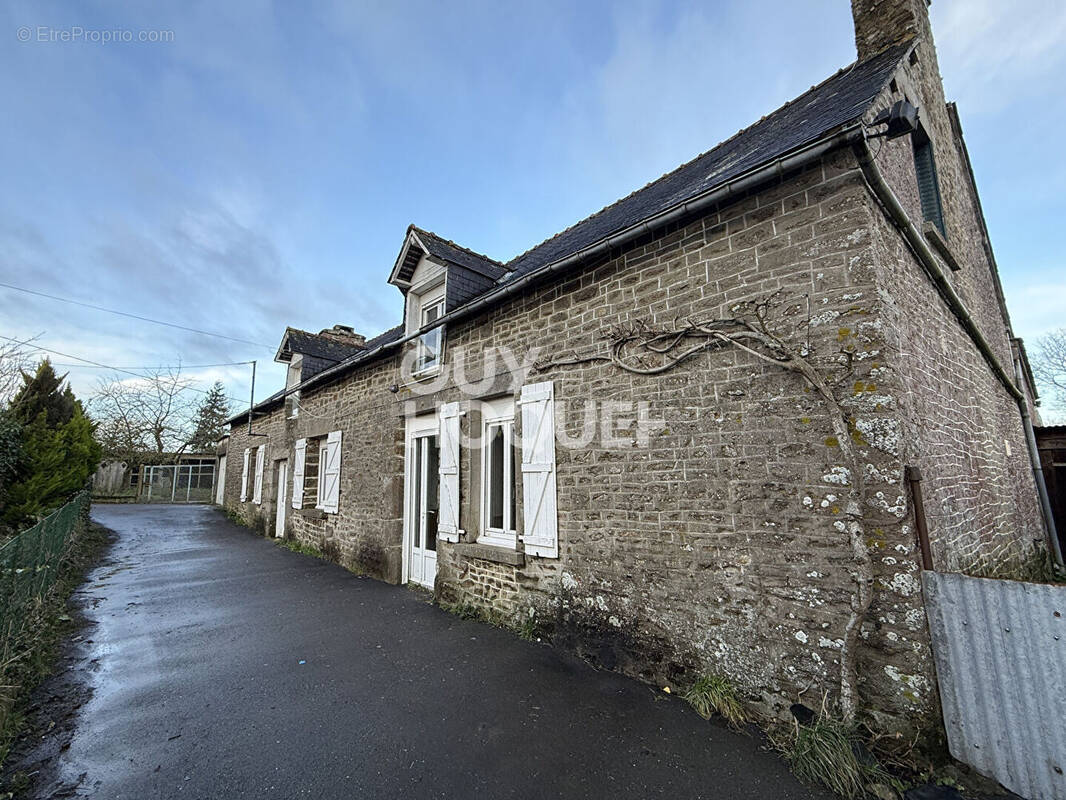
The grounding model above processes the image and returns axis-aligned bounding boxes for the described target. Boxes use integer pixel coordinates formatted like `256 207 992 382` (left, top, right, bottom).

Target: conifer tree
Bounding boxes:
187 381 230 452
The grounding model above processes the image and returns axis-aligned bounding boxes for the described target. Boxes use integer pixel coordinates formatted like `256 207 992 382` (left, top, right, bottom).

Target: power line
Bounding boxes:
0 281 275 350
49 360 254 370
1 334 250 406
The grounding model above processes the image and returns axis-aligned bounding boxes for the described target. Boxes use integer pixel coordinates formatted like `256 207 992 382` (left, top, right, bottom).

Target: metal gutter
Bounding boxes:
851 136 1021 401
283 124 868 402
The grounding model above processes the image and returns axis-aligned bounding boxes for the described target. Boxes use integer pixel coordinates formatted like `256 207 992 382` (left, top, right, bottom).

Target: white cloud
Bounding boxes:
933 0 1066 113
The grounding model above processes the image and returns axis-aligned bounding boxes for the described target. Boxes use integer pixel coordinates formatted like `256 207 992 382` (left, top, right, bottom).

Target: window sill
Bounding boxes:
298 507 327 519
922 221 962 272
411 366 442 380
453 542 524 567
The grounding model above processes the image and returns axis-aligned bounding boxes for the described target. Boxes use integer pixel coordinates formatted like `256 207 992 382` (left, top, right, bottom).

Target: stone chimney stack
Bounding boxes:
851 0 932 61
319 325 367 349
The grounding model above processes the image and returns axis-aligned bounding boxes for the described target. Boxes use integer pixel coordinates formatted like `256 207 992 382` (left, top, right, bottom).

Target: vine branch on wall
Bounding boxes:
532 295 873 720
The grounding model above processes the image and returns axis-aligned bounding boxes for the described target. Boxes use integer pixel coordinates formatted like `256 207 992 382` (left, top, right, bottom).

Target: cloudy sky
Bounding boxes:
1 0 1064 418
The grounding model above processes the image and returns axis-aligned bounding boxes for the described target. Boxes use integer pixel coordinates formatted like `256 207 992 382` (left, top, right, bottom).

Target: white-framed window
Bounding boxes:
314 431 342 513
415 297 445 375
285 355 303 418
479 397 517 548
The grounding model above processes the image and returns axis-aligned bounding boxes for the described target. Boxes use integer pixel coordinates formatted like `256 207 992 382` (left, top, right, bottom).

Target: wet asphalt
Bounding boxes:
34 504 829 799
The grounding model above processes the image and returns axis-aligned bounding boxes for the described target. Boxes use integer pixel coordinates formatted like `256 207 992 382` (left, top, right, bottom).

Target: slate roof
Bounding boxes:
413 228 506 281
499 41 910 282
362 325 404 351
279 328 366 364
234 43 911 421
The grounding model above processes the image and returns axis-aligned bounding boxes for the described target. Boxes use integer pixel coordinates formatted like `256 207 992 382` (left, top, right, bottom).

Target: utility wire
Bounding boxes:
49 360 254 370
1 334 249 406
0 281 274 350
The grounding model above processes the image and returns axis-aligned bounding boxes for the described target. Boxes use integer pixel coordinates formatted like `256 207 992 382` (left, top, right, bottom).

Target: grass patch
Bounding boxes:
223 507 249 528
683 673 747 727
275 537 327 559
785 715 900 799
0 522 112 771
437 599 541 642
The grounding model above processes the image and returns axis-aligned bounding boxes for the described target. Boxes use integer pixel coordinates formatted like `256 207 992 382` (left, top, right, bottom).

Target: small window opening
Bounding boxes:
913 129 945 238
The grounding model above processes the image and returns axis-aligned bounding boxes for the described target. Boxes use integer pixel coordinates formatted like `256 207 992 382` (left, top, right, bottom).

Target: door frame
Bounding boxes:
403 413 439 587
274 459 288 538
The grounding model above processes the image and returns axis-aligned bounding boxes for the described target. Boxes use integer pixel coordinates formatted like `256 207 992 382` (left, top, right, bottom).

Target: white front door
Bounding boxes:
404 419 440 589
275 461 288 538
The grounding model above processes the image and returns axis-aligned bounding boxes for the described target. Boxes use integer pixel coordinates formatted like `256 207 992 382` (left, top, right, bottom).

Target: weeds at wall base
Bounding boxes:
682 673 747 728
778 715 901 800
436 599 540 642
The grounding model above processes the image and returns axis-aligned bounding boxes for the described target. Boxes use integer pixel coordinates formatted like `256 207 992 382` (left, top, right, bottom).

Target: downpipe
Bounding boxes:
852 135 1063 569
1016 362 1064 569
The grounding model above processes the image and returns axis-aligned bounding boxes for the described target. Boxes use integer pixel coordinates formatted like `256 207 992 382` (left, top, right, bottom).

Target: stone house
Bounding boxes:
221 0 1058 743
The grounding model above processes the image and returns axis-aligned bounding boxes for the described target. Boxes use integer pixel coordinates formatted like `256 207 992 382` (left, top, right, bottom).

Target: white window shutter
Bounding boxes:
253 446 265 505
291 439 306 509
438 402 462 542
321 430 342 513
240 448 250 502
520 381 558 558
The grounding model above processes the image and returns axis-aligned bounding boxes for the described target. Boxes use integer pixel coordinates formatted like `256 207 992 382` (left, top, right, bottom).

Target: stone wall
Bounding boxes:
399 153 941 738
856 36 1045 577
224 409 285 536
222 354 406 584
218 76 1044 745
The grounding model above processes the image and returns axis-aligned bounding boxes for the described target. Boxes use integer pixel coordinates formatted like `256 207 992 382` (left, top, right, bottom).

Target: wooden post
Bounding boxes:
905 465 934 571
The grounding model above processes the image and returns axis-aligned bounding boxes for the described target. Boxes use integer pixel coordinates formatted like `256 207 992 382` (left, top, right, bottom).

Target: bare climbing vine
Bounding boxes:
532 294 873 720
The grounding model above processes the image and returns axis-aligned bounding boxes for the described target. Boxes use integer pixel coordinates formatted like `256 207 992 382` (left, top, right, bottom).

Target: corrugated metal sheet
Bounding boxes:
923 572 1066 800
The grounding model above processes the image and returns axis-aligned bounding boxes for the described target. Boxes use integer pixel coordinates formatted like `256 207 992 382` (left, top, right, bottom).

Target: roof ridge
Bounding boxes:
285 326 342 340
409 225 503 267
501 46 907 271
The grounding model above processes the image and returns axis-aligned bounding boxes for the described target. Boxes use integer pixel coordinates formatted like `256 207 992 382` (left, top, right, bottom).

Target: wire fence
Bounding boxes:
0 491 90 658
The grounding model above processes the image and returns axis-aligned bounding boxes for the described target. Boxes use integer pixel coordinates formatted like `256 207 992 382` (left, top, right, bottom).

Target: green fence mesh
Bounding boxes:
0 491 89 645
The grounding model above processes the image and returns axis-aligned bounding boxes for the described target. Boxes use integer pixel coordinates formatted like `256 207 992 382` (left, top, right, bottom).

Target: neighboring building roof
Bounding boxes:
233 42 912 423
276 327 366 365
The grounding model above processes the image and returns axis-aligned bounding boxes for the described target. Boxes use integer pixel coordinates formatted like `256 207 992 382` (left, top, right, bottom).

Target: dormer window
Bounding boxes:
416 297 445 374
389 226 505 379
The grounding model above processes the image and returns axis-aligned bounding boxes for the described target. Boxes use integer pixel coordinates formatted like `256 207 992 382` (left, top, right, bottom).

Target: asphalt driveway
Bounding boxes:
18 504 829 799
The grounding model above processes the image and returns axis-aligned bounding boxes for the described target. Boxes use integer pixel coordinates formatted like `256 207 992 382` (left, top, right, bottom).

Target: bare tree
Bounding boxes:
90 366 200 457
1033 328 1066 423
534 293 874 719
0 337 38 404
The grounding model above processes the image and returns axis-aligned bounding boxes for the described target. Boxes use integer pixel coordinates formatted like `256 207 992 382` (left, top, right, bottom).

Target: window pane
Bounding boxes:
418 327 440 370
412 440 422 548
489 425 504 529
509 433 516 531
425 436 439 552
422 301 442 324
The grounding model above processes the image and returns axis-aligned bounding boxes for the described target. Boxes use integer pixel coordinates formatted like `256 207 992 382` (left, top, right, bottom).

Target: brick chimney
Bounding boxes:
851 0 932 61
319 324 367 349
